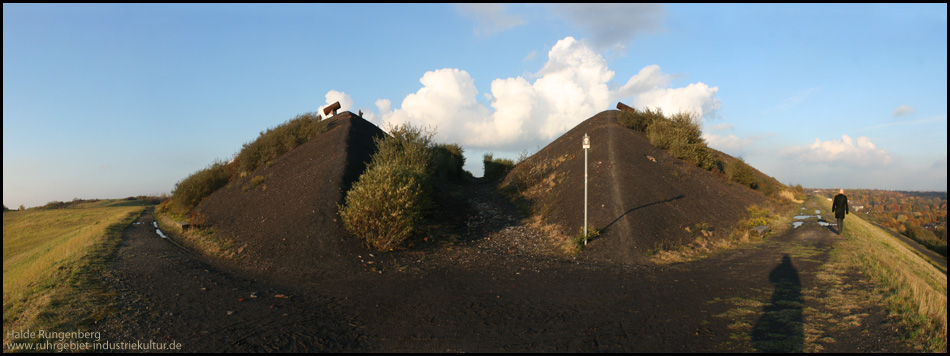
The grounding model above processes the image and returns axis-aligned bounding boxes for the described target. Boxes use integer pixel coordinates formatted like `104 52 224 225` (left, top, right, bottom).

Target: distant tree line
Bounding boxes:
840 189 947 257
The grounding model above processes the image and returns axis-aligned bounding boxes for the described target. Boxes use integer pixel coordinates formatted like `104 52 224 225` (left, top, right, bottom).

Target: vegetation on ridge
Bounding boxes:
818 196 947 352
340 124 467 251
161 111 328 217
483 153 515 180
618 106 789 196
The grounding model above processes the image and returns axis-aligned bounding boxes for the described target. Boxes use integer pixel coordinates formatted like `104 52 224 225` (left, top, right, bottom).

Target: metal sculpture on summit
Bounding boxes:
323 101 341 118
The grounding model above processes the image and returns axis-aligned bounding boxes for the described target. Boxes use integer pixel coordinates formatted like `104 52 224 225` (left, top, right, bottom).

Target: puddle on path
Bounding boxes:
792 207 835 229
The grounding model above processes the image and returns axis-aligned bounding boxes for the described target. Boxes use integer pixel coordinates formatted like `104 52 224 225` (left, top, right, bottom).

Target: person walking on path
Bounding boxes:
832 189 849 235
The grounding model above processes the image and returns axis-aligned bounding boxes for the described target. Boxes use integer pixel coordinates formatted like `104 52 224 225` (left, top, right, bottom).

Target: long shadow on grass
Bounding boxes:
752 254 804 353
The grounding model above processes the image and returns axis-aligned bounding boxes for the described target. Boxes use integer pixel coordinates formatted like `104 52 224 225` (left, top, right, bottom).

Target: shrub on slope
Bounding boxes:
233 112 327 176
163 112 328 217
340 124 435 251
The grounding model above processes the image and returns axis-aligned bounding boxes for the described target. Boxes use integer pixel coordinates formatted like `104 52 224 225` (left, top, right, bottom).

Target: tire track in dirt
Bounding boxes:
605 117 635 256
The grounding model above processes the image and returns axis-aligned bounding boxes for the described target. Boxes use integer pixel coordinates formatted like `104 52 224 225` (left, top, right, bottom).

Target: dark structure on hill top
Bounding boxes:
616 102 635 113
323 101 342 118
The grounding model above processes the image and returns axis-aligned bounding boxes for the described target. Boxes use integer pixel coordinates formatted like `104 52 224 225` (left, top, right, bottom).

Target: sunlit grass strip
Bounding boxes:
155 212 237 259
650 202 796 264
822 198 947 352
3 206 143 347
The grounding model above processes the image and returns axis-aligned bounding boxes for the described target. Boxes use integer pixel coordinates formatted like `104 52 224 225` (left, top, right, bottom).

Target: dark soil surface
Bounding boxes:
99 191 914 352
194 112 385 283
96 110 914 352
504 110 766 265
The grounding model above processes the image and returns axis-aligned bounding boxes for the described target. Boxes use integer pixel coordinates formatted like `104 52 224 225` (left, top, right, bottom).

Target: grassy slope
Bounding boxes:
3 206 143 347
819 197 947 352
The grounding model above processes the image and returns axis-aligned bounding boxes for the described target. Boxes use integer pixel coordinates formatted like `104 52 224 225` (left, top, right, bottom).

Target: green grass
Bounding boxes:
691 195 945 352
822 198 947 352
651 202 795 264
3 206 143 347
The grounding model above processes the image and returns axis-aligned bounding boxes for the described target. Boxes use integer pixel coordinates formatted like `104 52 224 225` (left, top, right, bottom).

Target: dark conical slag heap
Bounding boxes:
196 112 385 281
505 110 766 264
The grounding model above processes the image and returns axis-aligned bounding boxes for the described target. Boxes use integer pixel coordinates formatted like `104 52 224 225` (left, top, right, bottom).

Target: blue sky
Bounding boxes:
3 3 947 209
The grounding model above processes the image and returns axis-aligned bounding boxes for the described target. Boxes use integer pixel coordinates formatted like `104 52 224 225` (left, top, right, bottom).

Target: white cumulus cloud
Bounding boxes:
380 68 493 141
373 36 721 152
779 135 892 167
703 133 757 156
612 64 721 120
318 90 353 115
629 82 721 120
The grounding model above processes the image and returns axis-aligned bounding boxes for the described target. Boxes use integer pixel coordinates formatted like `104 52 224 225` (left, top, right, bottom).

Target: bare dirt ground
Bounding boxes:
98 185 914 352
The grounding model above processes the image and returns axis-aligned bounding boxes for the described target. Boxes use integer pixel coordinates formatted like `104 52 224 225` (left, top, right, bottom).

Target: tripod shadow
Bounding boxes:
751 254 804 353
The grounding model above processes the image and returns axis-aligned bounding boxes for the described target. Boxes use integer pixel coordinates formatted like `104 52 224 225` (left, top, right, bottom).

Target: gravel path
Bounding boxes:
98 190 914 352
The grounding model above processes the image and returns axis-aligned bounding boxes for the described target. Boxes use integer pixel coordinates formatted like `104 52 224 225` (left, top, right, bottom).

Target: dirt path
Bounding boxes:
99 192 913 352
99 209 360 352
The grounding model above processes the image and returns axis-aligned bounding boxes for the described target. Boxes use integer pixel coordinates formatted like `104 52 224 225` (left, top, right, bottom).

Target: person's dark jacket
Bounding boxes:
832 194 849 220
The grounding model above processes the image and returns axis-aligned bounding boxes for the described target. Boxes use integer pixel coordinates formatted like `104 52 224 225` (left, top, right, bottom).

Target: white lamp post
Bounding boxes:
583 133 590 245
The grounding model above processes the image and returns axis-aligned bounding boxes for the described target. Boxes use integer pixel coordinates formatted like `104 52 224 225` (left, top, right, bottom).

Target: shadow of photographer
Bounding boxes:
752 254 804 353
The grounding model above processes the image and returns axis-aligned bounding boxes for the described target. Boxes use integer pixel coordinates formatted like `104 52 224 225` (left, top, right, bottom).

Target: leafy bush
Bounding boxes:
644 112 715 170
166 160 231 216
742 204 773 229
483 153 514 180
161 112 330 217
617 106 795 197
339 124 435 251
234 112 327 176
725 157 758 189
431 143 466 181
618 106 665 132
